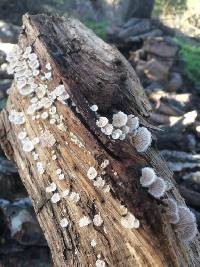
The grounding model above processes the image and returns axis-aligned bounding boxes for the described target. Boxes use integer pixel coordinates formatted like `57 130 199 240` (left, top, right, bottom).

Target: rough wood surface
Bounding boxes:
0 14 200 267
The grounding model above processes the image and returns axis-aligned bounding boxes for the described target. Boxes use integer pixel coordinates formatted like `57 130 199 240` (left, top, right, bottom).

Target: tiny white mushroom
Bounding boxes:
126 115 139 132
46 63 52 70
140 167 157 187
119 133 126 140
176 206 197 242
18 131 27 140
52 155 57 160
87 167 98 180
112 111 128 128
45 72 52 80
62 189 70 198
111 129 122 140
32 152 39 161
51 192 61 204
100 159 109 169
95 259 106 267
90 105 98 112
102 123 113 135
56 169 62 175
36 162 45 175
41 112 49 120
69 192 80 203
22 140 34 152
148 177 166 199
60 218 69 228
93 176 105 188
79 216 91 227
45 182 57 193
103 185 110 193
28 53 37 61
58 173 65 180
134 127 152 153
121 212 140 229
32 137 40 145
91 239 97 247
96 117 108 128
93 214 103 227
163 198 179 224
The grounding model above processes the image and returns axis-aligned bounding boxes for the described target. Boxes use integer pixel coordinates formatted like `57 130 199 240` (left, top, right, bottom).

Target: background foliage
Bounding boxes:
155 0 187 14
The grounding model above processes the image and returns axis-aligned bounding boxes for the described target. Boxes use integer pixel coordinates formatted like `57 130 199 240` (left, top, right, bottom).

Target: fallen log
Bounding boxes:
0 14 200 267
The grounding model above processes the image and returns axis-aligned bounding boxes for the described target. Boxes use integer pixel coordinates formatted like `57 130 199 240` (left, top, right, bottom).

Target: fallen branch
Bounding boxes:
0 14 199 267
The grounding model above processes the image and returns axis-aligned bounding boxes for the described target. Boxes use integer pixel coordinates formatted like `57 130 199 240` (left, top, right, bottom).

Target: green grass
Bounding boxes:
83 20 108 40
175 38 200 86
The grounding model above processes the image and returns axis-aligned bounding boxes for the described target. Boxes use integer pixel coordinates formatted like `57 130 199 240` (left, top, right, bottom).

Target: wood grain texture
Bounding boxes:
0 14 199 267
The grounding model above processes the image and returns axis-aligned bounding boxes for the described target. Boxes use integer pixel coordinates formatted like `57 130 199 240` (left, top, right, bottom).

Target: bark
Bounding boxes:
0 14 200 267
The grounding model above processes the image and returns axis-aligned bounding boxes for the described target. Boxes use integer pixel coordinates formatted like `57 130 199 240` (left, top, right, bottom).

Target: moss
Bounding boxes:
175 38 200 86
83 20 108 40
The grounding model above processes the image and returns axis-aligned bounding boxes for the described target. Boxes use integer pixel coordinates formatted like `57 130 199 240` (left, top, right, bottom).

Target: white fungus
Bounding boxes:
58 173 65 180
40 130 56 148
56 169 62 175
16 79 27 89
90 105 98 112
32 152 39 161
93 176 105 188
176 221 197 242
87 167 98 180
36 162 45 175
121 212 140 229
148 177 166 199
119 133 126 140
62 189 70 198
46 63 52 70
95 259 106 267
22 139 35 152
60 218 69 228
45 72 52 80
41 112 49 120
96 117 108 128
101 159 109 169
9 110 25 125
103 185 111 193
28 53 37 61
102 123 113 135
18 131 27 140
163 198 179 224
112 111 128 128
51 192 61 204
121 125 130 134
93 214 103 227
176 206 197 242
33 69 40 77
32 137 40 145
45 182 57 193
79 216 91 227
134 127 152 153
91 239 97 247
126 115 139 133
111 129 123 140
18 85 34 96
52 155 57 161
177 206 196 226
140 167 157 187
54 84 65 96
69 192 80 203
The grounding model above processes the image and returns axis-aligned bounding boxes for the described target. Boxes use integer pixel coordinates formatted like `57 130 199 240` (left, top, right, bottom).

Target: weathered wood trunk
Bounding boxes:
0 14 200 267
